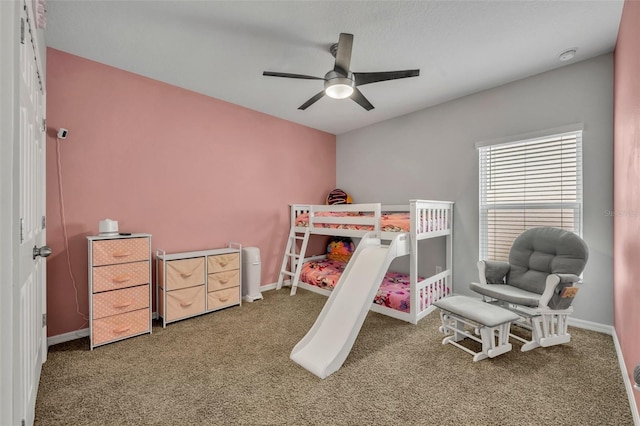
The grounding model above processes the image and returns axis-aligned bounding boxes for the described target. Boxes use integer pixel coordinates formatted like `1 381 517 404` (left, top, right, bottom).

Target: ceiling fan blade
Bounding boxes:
354 70 420 86
334 33 354 77
351 88 374 111
263 71 324 80
298 91 326 110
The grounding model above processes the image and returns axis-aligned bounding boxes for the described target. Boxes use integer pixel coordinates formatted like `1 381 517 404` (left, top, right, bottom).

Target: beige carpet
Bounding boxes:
36 289 633 425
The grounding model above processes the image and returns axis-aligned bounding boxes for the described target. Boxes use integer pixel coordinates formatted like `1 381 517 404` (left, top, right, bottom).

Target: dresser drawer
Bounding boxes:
92 308 150 346
92 261 149 293
207 253 240 273
159 285 205 322
92 238 149 266
207 287 240 311
92 284 149 320
207 269 240 292
161 257 205 290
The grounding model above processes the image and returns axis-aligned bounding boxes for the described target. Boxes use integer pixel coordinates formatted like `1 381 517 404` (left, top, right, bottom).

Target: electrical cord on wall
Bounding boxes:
56 136 89 326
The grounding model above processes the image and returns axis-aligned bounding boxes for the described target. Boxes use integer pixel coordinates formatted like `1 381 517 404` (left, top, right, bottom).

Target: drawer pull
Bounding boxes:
112 275 131 283
219 294 230 302
180 272 193 278
180 301 194 308
114 326 131 334
219 261 228 267
112 251 132 258
113 301 132 309
219 278 229 284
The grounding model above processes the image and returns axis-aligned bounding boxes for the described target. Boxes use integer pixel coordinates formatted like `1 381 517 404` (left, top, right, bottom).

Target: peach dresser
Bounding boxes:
156 243 242 327
87 233 152 349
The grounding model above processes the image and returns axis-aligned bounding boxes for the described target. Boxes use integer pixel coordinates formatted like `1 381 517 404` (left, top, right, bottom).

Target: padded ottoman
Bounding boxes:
434 295 520 361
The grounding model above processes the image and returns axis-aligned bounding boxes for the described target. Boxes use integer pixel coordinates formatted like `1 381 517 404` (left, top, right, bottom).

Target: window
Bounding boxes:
478 129 583 261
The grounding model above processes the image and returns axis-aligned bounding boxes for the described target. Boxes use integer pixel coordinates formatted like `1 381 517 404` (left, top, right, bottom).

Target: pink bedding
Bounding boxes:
299 259 449 313
295 212 411 232
295 211 445 233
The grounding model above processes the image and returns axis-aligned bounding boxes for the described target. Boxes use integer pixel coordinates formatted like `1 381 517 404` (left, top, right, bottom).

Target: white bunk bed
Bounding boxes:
276 199 454 324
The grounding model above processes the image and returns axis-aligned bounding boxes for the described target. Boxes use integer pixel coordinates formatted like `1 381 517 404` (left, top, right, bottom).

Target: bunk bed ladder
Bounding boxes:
276 227 311 296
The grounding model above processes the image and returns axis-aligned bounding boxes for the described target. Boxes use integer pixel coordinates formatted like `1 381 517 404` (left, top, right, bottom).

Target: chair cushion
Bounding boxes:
469 281 541 308
508 227 588 294
434 295 520 326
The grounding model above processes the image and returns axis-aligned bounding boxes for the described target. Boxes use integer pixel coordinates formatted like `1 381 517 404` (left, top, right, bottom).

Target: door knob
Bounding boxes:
33 245 52 259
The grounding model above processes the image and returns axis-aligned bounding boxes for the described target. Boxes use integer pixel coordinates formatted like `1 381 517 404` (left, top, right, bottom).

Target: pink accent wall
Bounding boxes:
46 48 336 337
614 0 640 411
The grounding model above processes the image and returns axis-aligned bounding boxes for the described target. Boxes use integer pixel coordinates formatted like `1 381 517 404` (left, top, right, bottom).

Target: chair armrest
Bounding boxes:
556 273 582 285
477 260 511 285
539 274 581 309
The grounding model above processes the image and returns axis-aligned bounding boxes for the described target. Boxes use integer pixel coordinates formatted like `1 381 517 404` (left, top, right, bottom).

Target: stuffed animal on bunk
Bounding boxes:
326 188 353 205
326 237 355 263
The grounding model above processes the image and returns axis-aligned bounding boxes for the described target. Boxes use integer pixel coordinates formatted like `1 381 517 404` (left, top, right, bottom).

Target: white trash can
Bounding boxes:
242 247 263 302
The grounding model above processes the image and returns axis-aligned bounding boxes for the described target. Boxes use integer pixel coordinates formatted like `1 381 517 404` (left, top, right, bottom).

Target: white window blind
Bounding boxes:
479 131 583 261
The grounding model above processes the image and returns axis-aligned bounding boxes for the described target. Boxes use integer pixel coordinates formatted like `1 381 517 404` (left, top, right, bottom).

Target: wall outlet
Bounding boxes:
435 265 443 274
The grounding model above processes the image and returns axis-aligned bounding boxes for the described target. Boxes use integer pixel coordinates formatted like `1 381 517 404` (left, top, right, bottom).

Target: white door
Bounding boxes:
15 2 48 425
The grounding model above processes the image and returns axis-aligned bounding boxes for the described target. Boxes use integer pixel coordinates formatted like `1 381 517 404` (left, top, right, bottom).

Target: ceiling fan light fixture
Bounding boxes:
262 33 419 110
324 77 355 99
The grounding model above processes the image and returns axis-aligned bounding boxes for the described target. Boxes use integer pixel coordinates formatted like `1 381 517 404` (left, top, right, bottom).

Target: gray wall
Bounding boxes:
337 54 614 326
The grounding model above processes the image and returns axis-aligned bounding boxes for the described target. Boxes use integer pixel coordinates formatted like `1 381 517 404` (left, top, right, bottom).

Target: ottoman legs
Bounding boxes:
439 310 514 361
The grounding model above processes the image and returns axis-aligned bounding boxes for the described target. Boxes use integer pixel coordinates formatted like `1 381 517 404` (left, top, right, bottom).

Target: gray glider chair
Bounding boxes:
470 227 588 352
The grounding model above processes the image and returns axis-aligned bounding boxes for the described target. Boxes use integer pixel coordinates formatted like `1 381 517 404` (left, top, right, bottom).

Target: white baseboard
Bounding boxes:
612 327 640 425
568 317 613 335
47 328 89 347
260 281 282 292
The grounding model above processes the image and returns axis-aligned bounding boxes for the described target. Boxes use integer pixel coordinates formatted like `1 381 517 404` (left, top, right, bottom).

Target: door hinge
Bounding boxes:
20 218 24 243
42 118 46 133
42 313 47 327
42 215 46 229
22 420 25 426
20 17 25 44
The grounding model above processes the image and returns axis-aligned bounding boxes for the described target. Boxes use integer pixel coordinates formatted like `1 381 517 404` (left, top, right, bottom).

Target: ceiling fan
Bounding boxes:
263 33 420 111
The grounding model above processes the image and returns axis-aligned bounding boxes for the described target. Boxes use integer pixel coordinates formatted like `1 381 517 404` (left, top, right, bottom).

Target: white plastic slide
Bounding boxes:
290 232 410 379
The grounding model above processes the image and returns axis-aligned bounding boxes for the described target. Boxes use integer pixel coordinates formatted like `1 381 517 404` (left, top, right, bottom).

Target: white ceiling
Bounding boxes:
45 1 624 135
